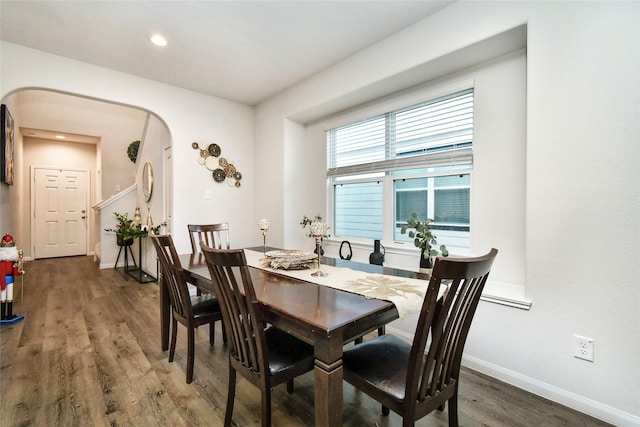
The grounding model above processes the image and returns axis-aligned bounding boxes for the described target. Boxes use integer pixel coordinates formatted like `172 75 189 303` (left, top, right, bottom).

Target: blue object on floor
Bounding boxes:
0 314 25 325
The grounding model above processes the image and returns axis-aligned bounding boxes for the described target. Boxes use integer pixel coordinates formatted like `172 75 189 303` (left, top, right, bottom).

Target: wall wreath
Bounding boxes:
127 140 140 163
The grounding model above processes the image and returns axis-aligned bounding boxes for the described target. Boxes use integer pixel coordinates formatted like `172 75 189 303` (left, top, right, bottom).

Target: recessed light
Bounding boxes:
150 34 168 47
55 135 65 139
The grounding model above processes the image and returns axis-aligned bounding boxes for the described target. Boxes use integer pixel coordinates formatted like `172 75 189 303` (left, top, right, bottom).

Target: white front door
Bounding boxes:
34 168 88 258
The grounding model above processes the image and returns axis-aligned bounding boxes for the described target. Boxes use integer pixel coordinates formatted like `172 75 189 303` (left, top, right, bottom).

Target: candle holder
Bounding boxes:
257 218 271 254
310 221 328 277
133 205 141 224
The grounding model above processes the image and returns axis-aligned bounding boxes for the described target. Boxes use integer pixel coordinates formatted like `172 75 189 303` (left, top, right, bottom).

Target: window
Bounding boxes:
334 179 383 238
393 169 470 247
327 89 473 247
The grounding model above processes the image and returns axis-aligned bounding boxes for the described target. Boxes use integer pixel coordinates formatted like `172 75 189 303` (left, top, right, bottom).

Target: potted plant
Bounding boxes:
105 212 158 245
400 212 448 269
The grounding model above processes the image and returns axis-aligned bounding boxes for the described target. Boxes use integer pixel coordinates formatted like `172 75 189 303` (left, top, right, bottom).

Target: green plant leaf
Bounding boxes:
402 212 447 258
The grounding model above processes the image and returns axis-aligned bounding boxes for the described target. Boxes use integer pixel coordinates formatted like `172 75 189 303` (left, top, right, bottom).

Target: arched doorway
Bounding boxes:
4 89 171 265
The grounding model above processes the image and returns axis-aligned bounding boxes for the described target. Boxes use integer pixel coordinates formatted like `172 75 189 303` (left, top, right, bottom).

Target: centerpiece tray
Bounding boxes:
262 250 316 270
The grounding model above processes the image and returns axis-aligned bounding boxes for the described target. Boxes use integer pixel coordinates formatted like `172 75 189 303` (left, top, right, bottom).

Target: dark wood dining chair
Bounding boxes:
200 244 315 427
188 223 230 296
342 248 498 427
150 234 225 384
188 223 230 253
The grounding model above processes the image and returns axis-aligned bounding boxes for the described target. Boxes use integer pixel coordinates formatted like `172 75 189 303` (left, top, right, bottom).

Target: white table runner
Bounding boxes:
244 249 446 319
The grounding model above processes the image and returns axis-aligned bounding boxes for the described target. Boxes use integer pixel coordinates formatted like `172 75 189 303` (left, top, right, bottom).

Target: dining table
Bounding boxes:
158 247 431 427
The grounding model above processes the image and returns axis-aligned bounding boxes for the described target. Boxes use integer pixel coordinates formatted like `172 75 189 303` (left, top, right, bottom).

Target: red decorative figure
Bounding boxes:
0 233 22 323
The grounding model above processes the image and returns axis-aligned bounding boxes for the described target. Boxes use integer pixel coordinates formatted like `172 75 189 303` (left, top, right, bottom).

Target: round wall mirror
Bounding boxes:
142 162 153 202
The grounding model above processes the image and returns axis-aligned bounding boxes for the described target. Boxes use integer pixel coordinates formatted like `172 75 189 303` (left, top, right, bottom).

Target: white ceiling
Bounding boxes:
21 127 101 144
0 0 454 106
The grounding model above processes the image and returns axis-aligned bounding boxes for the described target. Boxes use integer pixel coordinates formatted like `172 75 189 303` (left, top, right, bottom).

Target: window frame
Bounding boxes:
392 166 472 246
327 88 474 249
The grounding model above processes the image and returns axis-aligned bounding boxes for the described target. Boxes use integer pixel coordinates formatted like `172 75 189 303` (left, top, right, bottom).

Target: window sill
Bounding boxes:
324 238 531 310
481 280 531 310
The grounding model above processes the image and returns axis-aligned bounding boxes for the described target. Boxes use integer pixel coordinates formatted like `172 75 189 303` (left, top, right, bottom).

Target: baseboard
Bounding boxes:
462 355 640 427
100 261 126 270
386 324 414 343
385 325 639 426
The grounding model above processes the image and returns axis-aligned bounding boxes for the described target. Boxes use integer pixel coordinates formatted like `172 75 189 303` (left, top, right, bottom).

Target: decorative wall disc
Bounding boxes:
208 143 221 157
224 163 236 178
212 168 226 182
205 156 219 171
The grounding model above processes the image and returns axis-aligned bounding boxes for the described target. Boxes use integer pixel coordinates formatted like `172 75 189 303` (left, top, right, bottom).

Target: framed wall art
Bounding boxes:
1 104 15 185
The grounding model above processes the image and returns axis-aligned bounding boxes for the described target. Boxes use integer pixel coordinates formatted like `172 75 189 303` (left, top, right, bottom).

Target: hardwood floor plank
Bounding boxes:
35 347 76 426
64 311 92 356
1 343 44 426
0 256 612 427
68 350 114 426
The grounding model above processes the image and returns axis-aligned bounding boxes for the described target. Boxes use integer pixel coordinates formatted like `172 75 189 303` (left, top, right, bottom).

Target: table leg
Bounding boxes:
314 358 343 427
159 272 170 351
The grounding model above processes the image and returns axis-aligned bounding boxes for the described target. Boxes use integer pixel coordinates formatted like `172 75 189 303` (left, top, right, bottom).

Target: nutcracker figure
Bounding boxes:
0 233 24 324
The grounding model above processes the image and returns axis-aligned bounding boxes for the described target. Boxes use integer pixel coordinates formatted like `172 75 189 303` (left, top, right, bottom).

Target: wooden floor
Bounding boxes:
1 256 611 427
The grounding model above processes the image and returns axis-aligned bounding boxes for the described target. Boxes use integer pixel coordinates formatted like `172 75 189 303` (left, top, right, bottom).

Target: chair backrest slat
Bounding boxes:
408 249 497 403
151 235 193 321
201 246 267 374
188 223 230 253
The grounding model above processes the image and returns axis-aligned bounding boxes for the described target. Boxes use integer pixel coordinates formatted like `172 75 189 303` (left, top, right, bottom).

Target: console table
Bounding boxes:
125 236 156 283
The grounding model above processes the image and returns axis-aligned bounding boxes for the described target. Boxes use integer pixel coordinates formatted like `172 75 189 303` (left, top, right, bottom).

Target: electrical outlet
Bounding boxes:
574 335 594 362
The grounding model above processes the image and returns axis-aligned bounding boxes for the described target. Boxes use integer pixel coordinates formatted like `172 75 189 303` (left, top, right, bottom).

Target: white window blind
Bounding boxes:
327 88 474 177
334 181 383 238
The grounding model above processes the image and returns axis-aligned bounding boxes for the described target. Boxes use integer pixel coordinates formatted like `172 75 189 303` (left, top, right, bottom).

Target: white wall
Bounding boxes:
133 113 169 274
254 2 640 425
0 41 256 257
94 111 171 271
